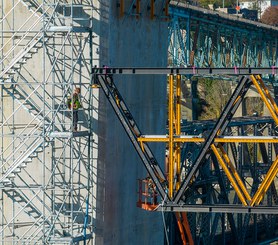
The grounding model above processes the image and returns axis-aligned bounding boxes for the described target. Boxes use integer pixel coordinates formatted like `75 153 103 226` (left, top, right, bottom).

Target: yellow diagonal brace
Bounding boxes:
250 75 278 125
139 140 145 152
256 167 278 204
211 144 248 206
256 75 278 114
251 156 278 206
218 145 251 201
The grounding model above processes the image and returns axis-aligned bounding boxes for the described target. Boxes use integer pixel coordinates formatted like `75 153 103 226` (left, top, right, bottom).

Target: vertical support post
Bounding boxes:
0 0 3 242
173 17 178 66
176 74 181 190
169 74 174 198
186 16 190 66
42 0 46 240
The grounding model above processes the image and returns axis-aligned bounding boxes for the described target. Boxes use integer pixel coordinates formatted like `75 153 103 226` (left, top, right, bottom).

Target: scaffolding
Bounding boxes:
0 1 95 243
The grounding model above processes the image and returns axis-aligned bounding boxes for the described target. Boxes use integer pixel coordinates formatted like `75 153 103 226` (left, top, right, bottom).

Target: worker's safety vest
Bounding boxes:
67 94 81 110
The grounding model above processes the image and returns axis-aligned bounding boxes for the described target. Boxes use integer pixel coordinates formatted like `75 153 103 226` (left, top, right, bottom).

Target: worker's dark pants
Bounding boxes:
73 110 78 130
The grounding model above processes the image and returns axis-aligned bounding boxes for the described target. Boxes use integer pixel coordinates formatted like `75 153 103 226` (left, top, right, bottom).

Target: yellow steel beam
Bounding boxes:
176 74 181 189
256 169 278 204
218 145 251 201
251 156 278 206
138 136 278 143
169 74 174 198
250 75 278 125
211 144 248 205
214 137 278 143
256 75 278 114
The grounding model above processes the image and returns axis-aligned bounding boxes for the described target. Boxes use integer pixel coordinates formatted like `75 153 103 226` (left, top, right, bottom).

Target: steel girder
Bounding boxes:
96 69 278 244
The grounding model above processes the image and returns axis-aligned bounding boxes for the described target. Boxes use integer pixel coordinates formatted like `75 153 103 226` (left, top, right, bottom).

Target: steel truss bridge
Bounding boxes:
168 1 278 70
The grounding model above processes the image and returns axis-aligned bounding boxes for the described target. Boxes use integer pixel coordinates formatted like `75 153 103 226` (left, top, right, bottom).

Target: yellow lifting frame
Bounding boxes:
136 74 278 205
211 144 248 206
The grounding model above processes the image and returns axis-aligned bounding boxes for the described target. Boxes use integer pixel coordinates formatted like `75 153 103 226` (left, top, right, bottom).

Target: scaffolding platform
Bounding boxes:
49 233 93 244
49 131 90 138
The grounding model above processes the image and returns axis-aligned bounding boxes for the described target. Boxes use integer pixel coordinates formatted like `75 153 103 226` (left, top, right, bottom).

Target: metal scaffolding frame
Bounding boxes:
0 1 94 244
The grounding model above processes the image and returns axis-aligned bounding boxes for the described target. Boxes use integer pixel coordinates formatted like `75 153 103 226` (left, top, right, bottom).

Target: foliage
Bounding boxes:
197 78 264 120
244 97 263 116
261 6 278 26
196 0 236 8
197 78 232 120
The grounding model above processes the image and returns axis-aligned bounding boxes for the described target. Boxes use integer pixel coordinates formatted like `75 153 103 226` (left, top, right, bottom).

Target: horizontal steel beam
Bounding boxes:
138 135 278 143
156 204 278 214
93 67 277 75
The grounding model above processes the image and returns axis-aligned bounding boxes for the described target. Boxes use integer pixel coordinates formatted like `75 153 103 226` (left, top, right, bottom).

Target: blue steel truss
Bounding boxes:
168 1 278 69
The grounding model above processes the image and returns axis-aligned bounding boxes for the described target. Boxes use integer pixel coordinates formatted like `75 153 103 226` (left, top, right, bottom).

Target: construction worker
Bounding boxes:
67 87 82 131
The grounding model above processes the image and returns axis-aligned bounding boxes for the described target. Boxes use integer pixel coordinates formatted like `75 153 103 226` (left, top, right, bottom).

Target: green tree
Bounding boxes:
197 0 236 8
197 78 232 119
